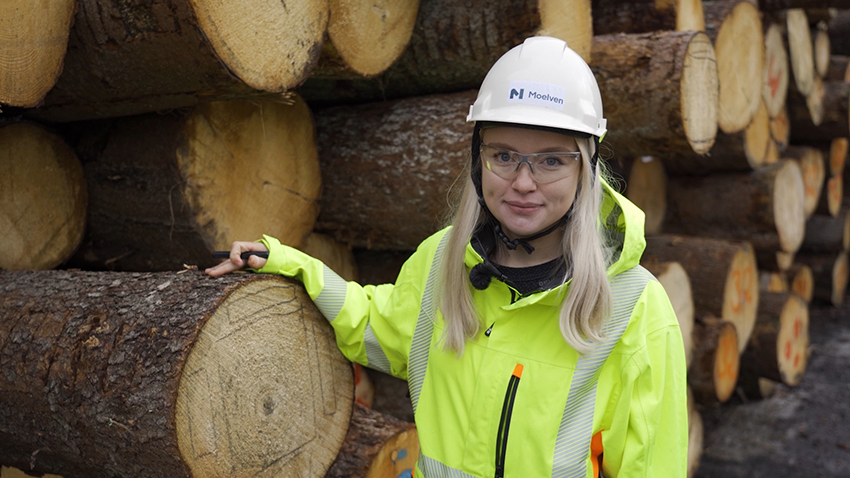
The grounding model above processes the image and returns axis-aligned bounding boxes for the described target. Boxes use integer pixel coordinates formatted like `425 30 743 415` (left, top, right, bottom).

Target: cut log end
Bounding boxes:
691 317 740 404
774 160 807 252
832 252 849 306
790 264 815 303
0 123 87 270
0 1 75 107
187 0 328 91
775 294 810 386
763 23 790 119
785 146 826 219
301 233 359 282
538 0 593 62
715 2 764 133
787 9 815 97
327 0 419 77
682 32 719 154
721 243 759 352
677 0 705 33
829 137 848 176
643 261 694 368
176 278 354 477
624 156 667 236
178 96 321 251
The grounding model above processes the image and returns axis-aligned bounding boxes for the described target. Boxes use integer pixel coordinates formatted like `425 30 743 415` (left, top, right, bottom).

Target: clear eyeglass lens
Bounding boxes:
480 145 579 183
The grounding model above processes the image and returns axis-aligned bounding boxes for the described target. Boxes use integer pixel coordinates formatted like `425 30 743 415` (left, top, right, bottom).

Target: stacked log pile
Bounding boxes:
3 1 850 477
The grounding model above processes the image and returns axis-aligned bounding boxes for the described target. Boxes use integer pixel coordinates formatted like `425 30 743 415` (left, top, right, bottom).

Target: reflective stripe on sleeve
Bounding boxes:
313 264 348 322
364 322 392 374
408 233 450 414
551 266 655 478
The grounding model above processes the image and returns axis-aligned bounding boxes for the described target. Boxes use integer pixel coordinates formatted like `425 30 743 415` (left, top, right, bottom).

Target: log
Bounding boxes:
687 388 704 478
802 210 849 253
816 173 843 217
591 31 718 157
760 0 850 9
662 98 769 174
743 292 809 386
814 22 832 79
0 1 75 107
760 271 789 293
0 467 62 478
23 0 328 122
299 0 592 104
787 9 817 97
326 404 418 478
314 90 470 250
788 78 850 141
703 0 765 133
0 270 353 478
0 123 87 271
369 371 416 423
689 316 740 404
770 106 791 151
788 263 815 302
301 233 360 282
608 156 667 235
352 363 375 408
641 260 695 368
796 250 849 305
354 249 413 286
783 146 826 219
828 9 850 56
763 21 790 119
829 137 848 175
313 0 419 78
643 235 759 352
665 160 806 256
591 0 706 34
66 97 321 271
825 54 850 82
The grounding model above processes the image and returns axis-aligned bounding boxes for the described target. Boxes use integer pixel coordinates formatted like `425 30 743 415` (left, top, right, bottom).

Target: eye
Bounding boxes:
496 151 513 163
543 156 564 167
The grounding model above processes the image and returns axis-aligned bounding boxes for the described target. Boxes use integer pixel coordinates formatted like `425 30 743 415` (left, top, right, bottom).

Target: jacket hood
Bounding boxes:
464 178 646 287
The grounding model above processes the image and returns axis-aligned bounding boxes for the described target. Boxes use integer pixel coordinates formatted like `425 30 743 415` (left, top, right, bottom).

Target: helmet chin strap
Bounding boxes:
477 197 568 254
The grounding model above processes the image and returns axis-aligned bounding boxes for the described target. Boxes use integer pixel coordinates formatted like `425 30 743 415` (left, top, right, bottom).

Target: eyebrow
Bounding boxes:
485 142 580 153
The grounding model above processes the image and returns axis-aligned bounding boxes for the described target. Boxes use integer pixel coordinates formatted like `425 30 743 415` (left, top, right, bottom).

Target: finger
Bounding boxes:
205 260 241 277
247 255 268 269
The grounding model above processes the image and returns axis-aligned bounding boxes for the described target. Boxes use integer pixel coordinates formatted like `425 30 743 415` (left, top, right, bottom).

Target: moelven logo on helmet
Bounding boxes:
507 81 565 111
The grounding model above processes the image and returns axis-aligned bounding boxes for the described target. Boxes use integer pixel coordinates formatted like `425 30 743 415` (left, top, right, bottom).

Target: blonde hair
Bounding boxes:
438 137 614 355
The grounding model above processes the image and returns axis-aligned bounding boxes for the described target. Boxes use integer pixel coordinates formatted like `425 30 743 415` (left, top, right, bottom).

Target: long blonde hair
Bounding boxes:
438 137 614 355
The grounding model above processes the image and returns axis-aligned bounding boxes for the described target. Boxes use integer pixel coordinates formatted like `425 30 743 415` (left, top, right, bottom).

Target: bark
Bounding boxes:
703 0 764 133
743 292 809 386
788 79 850 142
760 0 850 10
591 0 705 34
796 250 849 305
354 250 414 287
0 123 86 270
313 90 471 250
825 55 850 82
641 260 695 368
22 0 328 122
325 404 418 478
300 0 592 105
592 31 718 157
643 235 759 352
0 1 75 107
368 371 416 424
665 161 806 255
663 100 771 174
0 270 353 478
689 316 739 405
65 97 320 271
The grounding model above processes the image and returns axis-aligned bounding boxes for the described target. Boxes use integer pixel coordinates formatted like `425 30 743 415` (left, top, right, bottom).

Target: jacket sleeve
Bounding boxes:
256 234 437 380
604 281 689 478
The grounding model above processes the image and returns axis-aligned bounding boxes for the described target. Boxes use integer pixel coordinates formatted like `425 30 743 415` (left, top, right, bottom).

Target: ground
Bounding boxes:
695 301 850 478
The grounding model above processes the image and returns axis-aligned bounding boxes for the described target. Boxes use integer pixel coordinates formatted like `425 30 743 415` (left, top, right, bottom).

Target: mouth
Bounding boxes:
506 201 540 214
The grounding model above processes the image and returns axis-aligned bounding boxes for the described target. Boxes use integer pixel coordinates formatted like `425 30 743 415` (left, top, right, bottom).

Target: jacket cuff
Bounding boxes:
257 234 285 274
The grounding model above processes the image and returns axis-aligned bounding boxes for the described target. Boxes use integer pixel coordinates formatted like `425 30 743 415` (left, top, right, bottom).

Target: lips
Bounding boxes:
506 201 540 215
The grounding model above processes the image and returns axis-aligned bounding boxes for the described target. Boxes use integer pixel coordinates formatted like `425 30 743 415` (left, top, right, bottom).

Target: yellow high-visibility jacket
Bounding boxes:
258 183 688 477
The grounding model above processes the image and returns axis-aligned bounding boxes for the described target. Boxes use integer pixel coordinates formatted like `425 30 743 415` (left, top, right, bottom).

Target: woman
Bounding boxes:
207 36 688 477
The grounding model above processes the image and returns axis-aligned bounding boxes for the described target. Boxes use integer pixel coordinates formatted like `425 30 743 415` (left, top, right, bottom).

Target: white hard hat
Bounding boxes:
467 36 607 139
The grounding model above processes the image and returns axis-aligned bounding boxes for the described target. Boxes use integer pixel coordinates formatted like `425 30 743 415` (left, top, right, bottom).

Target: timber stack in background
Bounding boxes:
1 1 850 477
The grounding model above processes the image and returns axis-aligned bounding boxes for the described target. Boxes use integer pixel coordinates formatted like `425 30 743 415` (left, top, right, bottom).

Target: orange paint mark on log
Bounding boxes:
803 164 817 198
794 319 801 339
785 340 792 360
794 280 806 297
717 330 738 381
768 55 781 98
829 177 840 203
730 266 755 313
794 352 801 368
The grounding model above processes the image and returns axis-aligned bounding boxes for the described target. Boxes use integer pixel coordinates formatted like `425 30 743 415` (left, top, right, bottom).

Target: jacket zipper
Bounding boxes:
495 364 523 478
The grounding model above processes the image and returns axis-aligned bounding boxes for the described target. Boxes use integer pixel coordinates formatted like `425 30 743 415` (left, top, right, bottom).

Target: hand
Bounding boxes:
205 241 269 277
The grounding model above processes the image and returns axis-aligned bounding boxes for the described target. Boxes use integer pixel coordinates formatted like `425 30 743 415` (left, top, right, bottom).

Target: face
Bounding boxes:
480 126 582 239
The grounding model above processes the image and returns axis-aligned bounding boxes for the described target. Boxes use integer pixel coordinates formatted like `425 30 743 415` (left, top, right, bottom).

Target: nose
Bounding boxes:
511 161 537 191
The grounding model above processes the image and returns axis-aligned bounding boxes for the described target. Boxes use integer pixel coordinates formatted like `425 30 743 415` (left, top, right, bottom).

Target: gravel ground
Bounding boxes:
694 301 850 478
